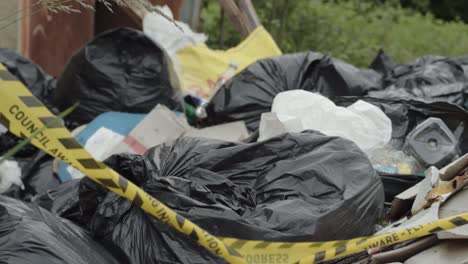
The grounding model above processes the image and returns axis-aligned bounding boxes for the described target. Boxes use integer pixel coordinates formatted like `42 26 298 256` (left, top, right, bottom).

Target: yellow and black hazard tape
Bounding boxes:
221 212 468 263
1 63 468 264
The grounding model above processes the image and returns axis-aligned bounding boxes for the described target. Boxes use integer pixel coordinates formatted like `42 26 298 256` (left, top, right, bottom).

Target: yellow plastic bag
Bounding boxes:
177 26 282 98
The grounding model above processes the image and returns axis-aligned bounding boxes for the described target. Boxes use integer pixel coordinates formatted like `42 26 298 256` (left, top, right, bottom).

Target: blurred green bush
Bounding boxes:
201 0 468 67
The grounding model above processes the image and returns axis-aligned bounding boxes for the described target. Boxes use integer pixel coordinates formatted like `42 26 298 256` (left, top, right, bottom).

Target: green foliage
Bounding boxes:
429 0 468 23
202 0 468 67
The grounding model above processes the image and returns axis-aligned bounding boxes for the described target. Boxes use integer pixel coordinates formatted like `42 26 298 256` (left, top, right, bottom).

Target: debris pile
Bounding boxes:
1 2 468 264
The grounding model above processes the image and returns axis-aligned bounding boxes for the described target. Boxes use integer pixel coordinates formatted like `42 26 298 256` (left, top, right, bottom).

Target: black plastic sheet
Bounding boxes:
0 48 56 108
379 174 422 202
55 27 182 125
369 51 468 109
0 195 122 264
204 52 381 131
38 132 384 264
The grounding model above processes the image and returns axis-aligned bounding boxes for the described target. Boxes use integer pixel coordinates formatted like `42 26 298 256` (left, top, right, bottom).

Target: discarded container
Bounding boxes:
404 117 460 168
195 61 239 119
368 146 424 176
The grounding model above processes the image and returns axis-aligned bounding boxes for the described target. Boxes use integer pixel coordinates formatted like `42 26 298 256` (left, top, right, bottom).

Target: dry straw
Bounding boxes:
0 0 178 31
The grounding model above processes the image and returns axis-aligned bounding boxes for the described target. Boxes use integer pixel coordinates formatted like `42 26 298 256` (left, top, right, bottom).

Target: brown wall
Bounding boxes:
20 0 95 77
20 0 182 78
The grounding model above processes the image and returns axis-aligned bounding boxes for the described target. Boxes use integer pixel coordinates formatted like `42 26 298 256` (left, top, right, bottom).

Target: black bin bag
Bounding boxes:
204 52 381 131
0 49 57 157
0 195 122 264
39 131 384 264
55 27 182 125
0 48 56 107
368 50 468 108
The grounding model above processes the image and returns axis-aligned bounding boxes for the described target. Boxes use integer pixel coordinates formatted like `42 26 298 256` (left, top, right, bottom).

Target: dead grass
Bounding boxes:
0 0 179 32
41 0 151 13
40 0 179 29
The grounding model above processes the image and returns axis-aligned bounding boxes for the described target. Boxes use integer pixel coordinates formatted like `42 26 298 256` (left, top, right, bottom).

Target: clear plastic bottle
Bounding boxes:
196 61 239 119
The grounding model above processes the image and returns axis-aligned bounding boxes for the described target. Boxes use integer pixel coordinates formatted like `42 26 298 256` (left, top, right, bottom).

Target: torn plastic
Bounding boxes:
35 179 83 223
257 112 292 142
4 151 61 201
203 52 382 131
174 26 281 98
143 6 207 56
55 27 183 125
39 132 384 263
0 195 123 264
369 51 468 109
261 90 392 151
144 8 281 99
0 160 23 193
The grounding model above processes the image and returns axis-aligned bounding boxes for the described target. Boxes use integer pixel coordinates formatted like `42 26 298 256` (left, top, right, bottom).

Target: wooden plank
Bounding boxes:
218 0 261 37
236 0 260 32
219 0 250 37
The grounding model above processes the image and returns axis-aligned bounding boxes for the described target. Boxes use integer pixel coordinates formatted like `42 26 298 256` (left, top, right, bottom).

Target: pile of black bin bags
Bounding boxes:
204 50 468 137
3 25 468 263
369 50 468 108
202 50 468 203
204 51 381 131
0 27 181 200
36 132 384 264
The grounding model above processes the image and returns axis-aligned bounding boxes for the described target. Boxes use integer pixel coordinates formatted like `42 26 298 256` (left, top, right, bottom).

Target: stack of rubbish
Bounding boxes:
330 154 468 264
198 49 468 202
2 6 468 264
